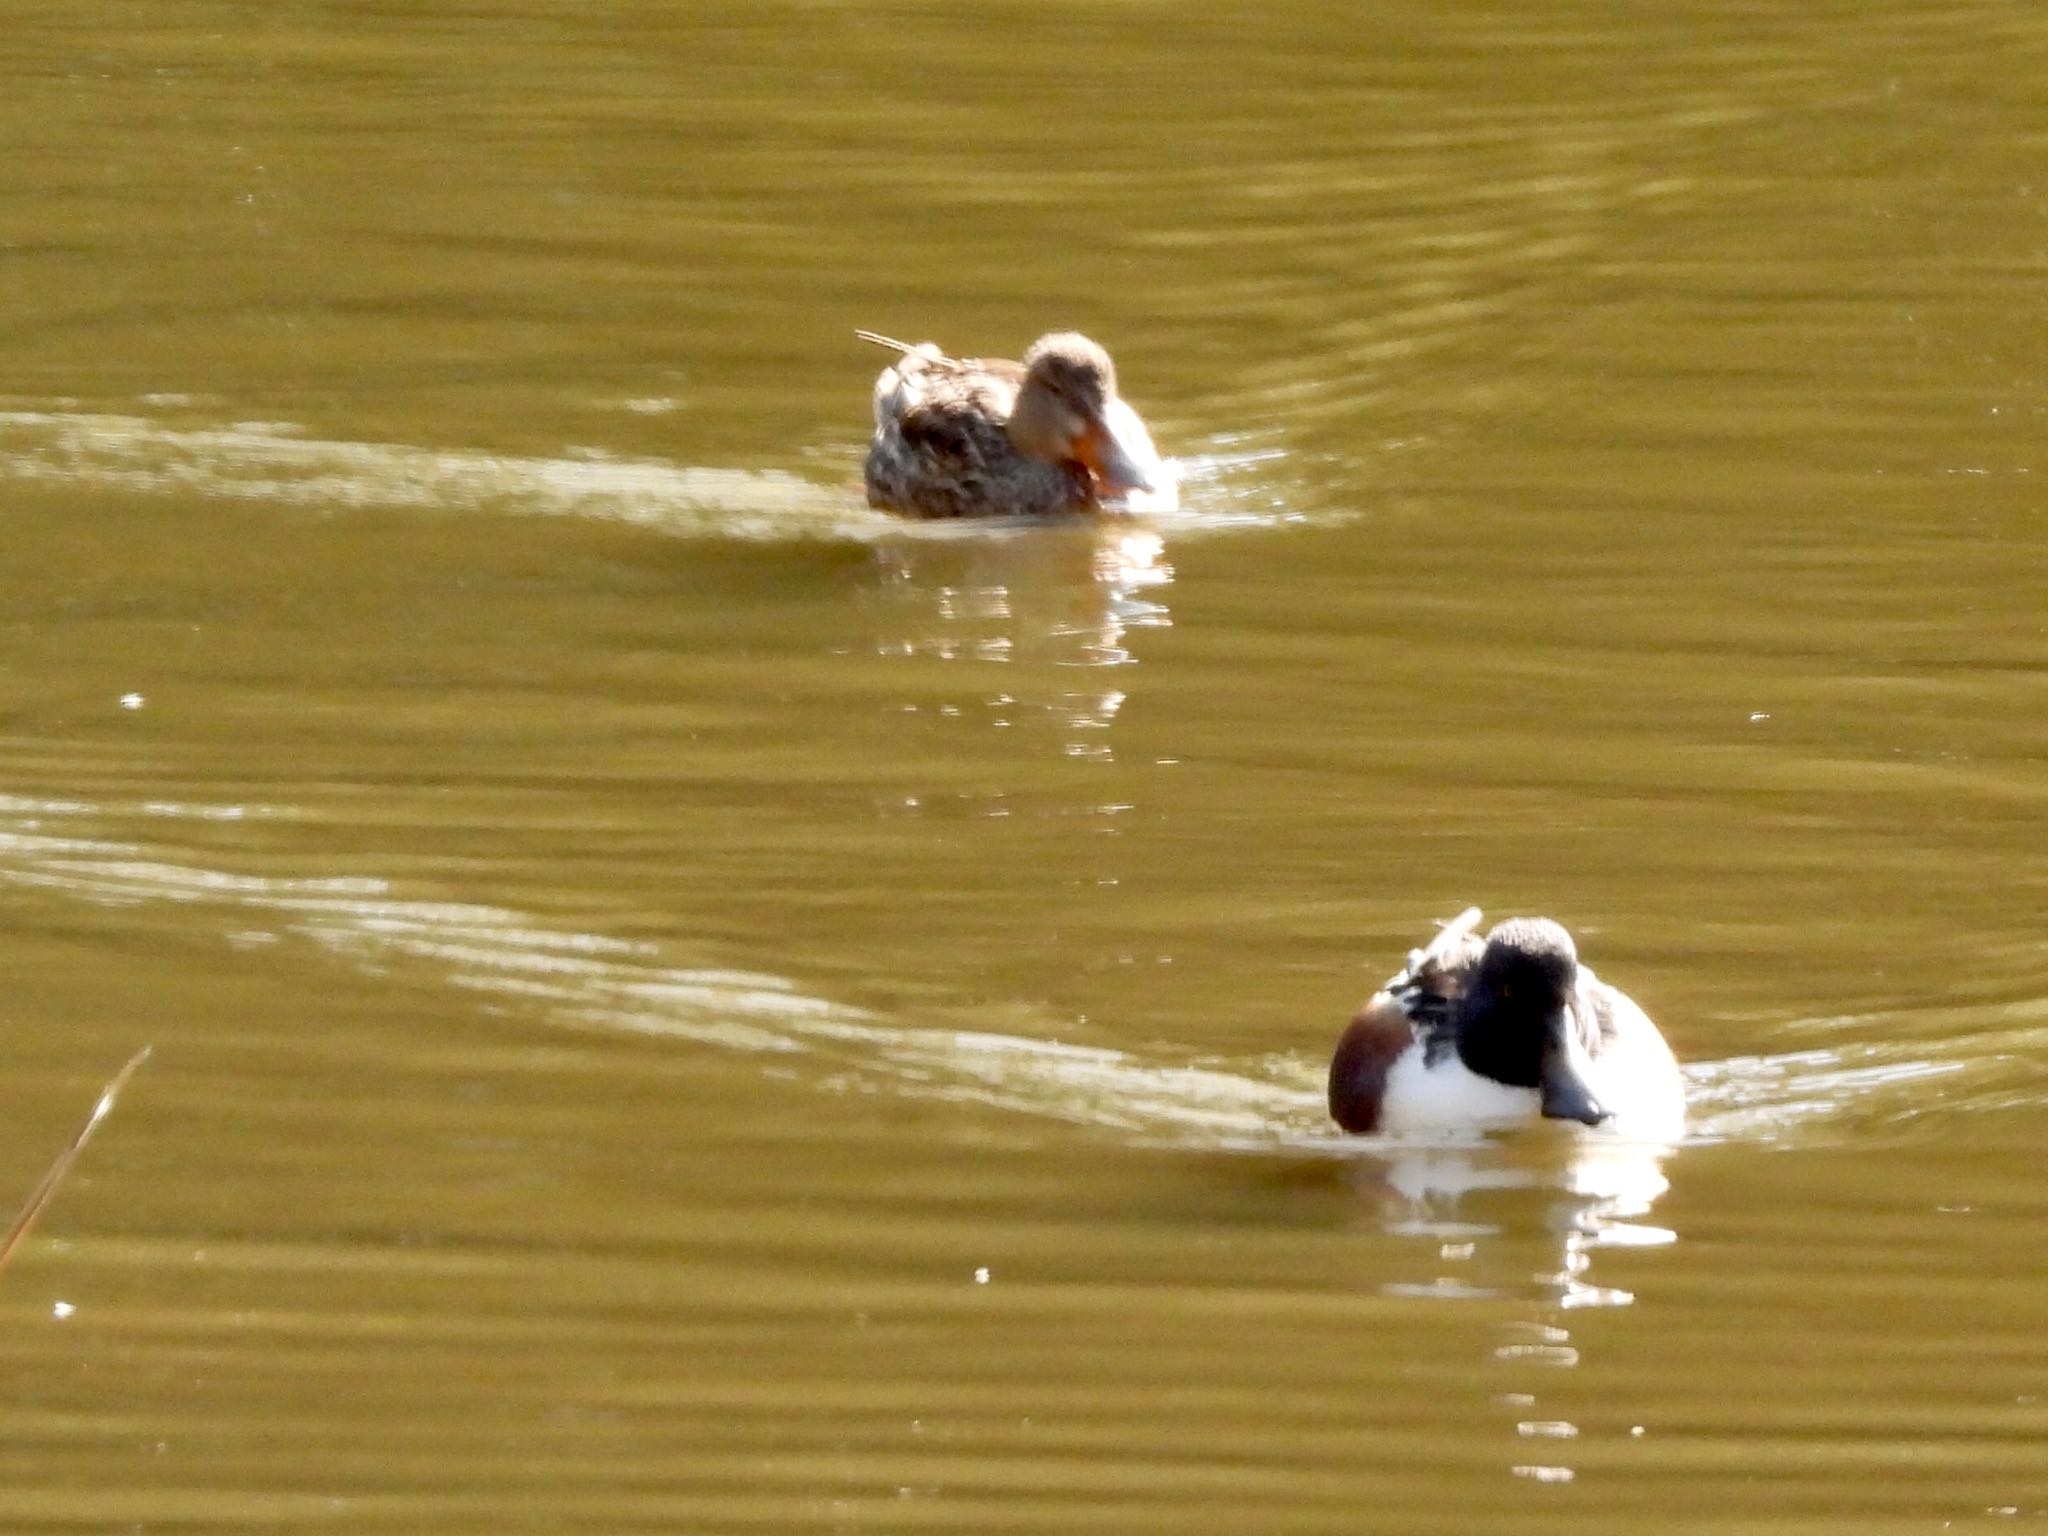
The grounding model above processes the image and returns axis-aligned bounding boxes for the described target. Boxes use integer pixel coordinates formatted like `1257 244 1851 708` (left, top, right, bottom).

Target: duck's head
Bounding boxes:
1006 332 1170 501
1459 918 1611 1127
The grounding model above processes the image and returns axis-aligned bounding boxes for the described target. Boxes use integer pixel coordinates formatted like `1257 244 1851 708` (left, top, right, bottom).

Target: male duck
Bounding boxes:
1328 909 1685 1139
859 330 1176 519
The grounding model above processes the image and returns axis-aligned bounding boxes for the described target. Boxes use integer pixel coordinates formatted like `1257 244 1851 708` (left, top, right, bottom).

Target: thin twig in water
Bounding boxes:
0 1046 152 1276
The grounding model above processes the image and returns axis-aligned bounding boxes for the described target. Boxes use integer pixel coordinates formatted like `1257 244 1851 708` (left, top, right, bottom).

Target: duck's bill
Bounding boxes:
1077 398 1173 499
1539 1011 1611 1126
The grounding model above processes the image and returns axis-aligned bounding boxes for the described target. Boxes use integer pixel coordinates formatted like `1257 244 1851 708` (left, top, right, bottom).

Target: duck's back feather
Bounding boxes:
1329 908 1486 1132
865 347 1086 519
1381 906 1487 1062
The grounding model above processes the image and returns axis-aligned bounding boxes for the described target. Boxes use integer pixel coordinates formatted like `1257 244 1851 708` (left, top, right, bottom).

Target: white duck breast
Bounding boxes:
1376 1047 1540 1134
1566 966 1686 1140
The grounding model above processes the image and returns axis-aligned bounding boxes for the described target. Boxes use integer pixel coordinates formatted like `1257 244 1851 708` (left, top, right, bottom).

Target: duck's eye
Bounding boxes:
1497 981 1515 1000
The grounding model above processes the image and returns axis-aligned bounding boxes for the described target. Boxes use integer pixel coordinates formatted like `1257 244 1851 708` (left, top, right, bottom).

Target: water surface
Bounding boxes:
3 2 2045 1531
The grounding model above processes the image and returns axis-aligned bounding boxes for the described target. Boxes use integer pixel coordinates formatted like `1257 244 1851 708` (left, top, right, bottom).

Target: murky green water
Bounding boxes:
3 2 2045 1530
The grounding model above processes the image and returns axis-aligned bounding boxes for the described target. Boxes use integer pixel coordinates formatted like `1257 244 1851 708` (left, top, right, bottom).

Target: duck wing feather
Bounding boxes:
1328 908 1486 1132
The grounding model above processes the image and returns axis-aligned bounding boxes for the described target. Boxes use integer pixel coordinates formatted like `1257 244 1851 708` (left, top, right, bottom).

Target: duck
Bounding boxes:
1328 909 1685 1139
859 330 1177 519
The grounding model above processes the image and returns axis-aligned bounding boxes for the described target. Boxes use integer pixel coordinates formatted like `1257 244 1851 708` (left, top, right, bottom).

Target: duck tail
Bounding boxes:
855 329 921 355
1409 906 1484 971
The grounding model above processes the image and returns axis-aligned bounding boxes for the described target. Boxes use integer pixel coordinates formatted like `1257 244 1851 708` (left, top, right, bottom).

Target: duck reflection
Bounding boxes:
863 520 1172 755
1364 1132 1676 1300
1342 1128 1679 1485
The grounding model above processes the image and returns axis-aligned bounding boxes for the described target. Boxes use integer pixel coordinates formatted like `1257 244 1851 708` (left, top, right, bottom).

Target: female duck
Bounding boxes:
860 330 1176 519
1328 909 1685 1139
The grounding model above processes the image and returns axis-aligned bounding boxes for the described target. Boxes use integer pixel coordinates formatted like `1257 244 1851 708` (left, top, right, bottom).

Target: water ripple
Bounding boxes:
4 788 2035 1163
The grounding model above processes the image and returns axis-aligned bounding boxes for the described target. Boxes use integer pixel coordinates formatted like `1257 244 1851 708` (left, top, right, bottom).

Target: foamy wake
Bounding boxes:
0 409 1291 541
0 409 875 541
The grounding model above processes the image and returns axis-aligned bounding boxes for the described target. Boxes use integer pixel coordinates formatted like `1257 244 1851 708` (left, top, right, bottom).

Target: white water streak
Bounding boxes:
0 409 1290 543
0 410 876 541
0 791 1316 1141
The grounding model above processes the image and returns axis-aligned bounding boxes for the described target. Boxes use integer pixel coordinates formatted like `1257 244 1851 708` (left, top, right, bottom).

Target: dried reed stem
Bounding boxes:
0 1046 153 1275
854 329 919 354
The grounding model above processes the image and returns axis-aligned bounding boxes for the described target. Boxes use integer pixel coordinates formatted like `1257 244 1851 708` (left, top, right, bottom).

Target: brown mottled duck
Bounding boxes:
859 330 1176 519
